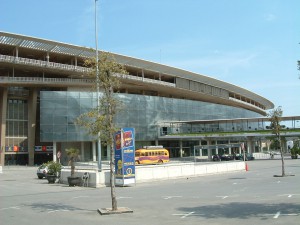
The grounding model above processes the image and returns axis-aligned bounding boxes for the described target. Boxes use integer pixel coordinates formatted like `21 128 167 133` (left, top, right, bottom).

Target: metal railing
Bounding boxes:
229 97 264 112
0 76 94 85
115 73 176 87
0 54 176 87
0 54 91 73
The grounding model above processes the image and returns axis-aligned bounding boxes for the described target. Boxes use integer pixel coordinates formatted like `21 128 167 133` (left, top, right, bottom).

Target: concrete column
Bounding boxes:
179 140 183 158
92 141 96 161
247 137 255 153
198 140 202 156
106 145 110 161
28 88 38 166
15 47 19 58
0 88 8 166
81 142 85 161
46 52 49 62
53 142 57 162
207 139 212 161
258 139 262 152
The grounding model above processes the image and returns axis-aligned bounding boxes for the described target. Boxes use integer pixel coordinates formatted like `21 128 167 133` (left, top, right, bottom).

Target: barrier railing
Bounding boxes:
0 54 176 87
0 76 94 85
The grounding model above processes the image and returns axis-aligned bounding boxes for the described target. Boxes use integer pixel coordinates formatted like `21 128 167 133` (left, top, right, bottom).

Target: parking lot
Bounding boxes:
1 159 299 225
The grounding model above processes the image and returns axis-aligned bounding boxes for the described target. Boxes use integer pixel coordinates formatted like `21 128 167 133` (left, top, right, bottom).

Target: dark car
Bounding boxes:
212 154 221 161
220 154 234 161
235 153 254 161
36 164 48 179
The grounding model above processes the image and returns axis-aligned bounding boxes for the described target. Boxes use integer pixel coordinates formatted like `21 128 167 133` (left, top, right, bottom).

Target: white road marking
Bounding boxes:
72 196 89 199
117 196 132 199
173 212 196 218
0 206 21 211
216 195 228 199
172 212 206 218
278 194 300 198
163 196 182 200
272 211 299 219
181 211 195 218
274 211 280 218
47 209 70 214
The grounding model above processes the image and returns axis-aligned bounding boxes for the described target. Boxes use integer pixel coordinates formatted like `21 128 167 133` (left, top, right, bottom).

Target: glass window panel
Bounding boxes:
53 116 67 125
40 125 53 133
53 125 67 133
67 98 79 108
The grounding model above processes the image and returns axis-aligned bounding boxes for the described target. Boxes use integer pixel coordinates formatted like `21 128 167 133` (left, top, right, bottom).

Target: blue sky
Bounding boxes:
1 0 300 117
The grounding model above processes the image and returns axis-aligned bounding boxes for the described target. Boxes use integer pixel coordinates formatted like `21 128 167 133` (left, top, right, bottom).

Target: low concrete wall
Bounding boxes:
253 152 282 159
60 161 245 188
136 161 245 183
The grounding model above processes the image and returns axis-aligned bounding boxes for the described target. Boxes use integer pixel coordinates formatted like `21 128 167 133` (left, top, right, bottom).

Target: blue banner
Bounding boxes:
115 128 135 186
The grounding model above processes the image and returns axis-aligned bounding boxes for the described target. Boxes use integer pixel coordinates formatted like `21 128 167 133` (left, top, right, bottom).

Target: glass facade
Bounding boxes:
5 99 28 152
40 91 261 143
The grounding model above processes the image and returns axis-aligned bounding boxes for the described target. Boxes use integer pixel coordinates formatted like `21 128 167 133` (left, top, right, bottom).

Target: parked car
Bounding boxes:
37 164 48 179
212 154 221 161
235 153 255 161
220 154 234 161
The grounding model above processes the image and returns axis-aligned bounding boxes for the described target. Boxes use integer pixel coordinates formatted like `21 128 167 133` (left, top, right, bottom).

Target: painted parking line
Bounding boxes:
47 209 70 214
216 195 228 199
274 211 280 218
278 194 300 198
173 211 299 219
0 206 21 211
273 211 299 219
71 195 89 199
163 196 182 200
173 211 194 218
117 196 133 199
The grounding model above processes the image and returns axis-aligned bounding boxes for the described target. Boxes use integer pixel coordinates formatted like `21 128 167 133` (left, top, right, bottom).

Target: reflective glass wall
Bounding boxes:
40 91 261 142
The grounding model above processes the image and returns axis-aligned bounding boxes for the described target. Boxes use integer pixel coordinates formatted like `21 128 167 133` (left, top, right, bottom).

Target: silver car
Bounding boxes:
36 164 48 179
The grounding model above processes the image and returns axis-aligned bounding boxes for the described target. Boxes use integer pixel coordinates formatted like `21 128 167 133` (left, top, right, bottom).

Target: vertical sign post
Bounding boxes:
115 128 135 186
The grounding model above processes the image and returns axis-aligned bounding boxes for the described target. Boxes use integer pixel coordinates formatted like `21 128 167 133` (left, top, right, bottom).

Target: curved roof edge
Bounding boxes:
0 31 274 110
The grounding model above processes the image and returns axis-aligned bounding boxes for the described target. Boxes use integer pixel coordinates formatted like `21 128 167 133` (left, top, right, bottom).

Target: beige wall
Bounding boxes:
0 88 8 166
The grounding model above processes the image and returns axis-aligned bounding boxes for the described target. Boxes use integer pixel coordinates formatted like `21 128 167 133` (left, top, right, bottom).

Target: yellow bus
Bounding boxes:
135 146 169 165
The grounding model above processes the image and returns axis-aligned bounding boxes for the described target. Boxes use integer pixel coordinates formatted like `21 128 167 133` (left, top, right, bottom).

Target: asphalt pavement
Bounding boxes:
1 159 299 225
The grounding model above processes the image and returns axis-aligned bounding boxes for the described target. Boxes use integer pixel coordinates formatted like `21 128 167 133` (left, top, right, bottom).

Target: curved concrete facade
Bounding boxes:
0 31 274 166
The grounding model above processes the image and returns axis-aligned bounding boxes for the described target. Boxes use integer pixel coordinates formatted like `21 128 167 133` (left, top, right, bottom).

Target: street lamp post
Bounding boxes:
95 0 102 171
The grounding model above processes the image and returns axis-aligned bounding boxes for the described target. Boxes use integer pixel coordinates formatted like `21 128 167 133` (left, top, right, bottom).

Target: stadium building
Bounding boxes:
1 31 293 166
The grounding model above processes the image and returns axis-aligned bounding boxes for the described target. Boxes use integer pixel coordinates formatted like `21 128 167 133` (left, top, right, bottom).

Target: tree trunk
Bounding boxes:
109 86 117 211
278 135 285 177
280 149 285 176
110 139 117 211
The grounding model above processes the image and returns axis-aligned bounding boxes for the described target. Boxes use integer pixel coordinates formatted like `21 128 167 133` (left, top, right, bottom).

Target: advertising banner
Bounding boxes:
115 128 135 186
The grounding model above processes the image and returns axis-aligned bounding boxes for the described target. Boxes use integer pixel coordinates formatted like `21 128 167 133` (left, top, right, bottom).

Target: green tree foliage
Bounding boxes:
47 161 62 176
270 139 280 150
291 140 300 158
268 106 286 176
76 52 128 211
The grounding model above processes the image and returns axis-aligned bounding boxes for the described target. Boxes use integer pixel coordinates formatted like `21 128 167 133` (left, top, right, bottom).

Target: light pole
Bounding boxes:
95 0 102 171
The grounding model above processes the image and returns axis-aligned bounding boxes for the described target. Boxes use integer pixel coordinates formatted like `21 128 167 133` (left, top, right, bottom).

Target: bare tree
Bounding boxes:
268 106 286 176
76 52 128 211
